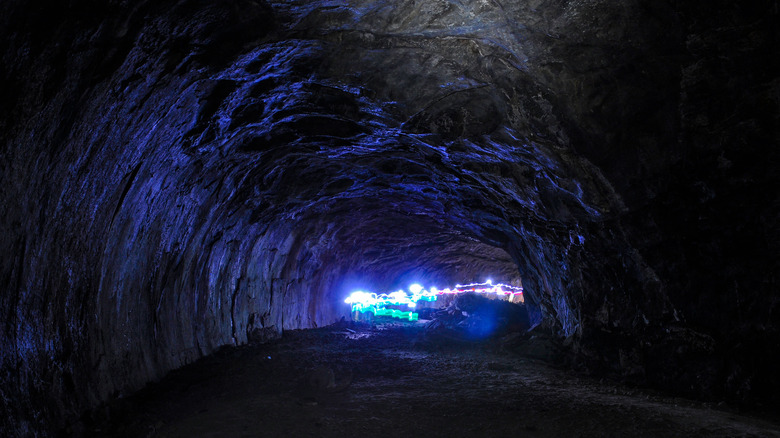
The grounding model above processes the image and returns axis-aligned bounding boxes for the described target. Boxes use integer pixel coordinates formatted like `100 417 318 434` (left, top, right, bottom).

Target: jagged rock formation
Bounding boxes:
1 0 777 434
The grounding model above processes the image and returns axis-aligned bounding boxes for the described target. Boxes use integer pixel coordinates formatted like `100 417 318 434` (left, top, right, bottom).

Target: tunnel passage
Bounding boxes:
1 0 778 435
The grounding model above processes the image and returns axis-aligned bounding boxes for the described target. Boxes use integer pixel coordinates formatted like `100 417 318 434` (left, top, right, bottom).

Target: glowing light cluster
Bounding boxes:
345 281 523 321
449 281 524 296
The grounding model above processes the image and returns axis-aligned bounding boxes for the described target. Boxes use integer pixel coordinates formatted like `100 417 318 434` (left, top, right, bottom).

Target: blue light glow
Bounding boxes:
345 281 522 321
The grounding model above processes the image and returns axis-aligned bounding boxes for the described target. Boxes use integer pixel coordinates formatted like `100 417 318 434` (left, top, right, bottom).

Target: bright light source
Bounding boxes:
388 291 408 304
486 279 492 284
345 291 376 304
347 280 522 322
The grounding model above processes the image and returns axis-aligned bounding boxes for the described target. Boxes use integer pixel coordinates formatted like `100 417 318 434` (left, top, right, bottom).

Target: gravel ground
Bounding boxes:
92 321 780 437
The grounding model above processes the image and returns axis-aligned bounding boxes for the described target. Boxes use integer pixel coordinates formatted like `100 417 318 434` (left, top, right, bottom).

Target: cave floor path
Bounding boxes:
96 323 780 437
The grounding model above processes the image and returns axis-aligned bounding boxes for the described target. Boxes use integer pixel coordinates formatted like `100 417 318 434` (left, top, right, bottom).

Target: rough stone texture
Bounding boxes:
0 0 777 435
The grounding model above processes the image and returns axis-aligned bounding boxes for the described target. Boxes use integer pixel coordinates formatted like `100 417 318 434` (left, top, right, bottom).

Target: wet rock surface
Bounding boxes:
0 0 778 434
91 324 780 437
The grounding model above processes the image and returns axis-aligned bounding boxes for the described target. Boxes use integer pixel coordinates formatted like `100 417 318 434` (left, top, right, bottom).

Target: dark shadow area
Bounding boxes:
87 322 780 438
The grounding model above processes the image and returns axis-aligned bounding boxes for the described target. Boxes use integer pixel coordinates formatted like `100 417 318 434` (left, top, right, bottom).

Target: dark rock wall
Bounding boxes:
640 0 780 401
0 0 777 434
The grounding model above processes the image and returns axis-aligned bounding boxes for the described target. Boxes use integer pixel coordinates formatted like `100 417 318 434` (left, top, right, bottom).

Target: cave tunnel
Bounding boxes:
1 0 779 435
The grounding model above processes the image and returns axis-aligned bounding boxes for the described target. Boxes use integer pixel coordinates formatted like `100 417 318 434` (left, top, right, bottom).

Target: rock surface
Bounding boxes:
424 292 531 339
0 0 777 434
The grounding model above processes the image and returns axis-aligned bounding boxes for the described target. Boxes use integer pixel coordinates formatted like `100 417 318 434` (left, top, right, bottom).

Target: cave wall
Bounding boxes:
0 0 777 435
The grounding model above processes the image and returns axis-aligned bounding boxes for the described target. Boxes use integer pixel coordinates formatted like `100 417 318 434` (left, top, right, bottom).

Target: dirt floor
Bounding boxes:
91 321 780 437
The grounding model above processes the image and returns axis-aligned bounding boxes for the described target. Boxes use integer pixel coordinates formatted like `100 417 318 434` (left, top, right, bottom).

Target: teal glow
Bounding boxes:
350 303 419 321
375 307 419 321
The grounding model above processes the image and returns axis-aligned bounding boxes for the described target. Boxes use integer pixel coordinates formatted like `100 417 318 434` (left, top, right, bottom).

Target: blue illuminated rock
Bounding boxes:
0 0 777 434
